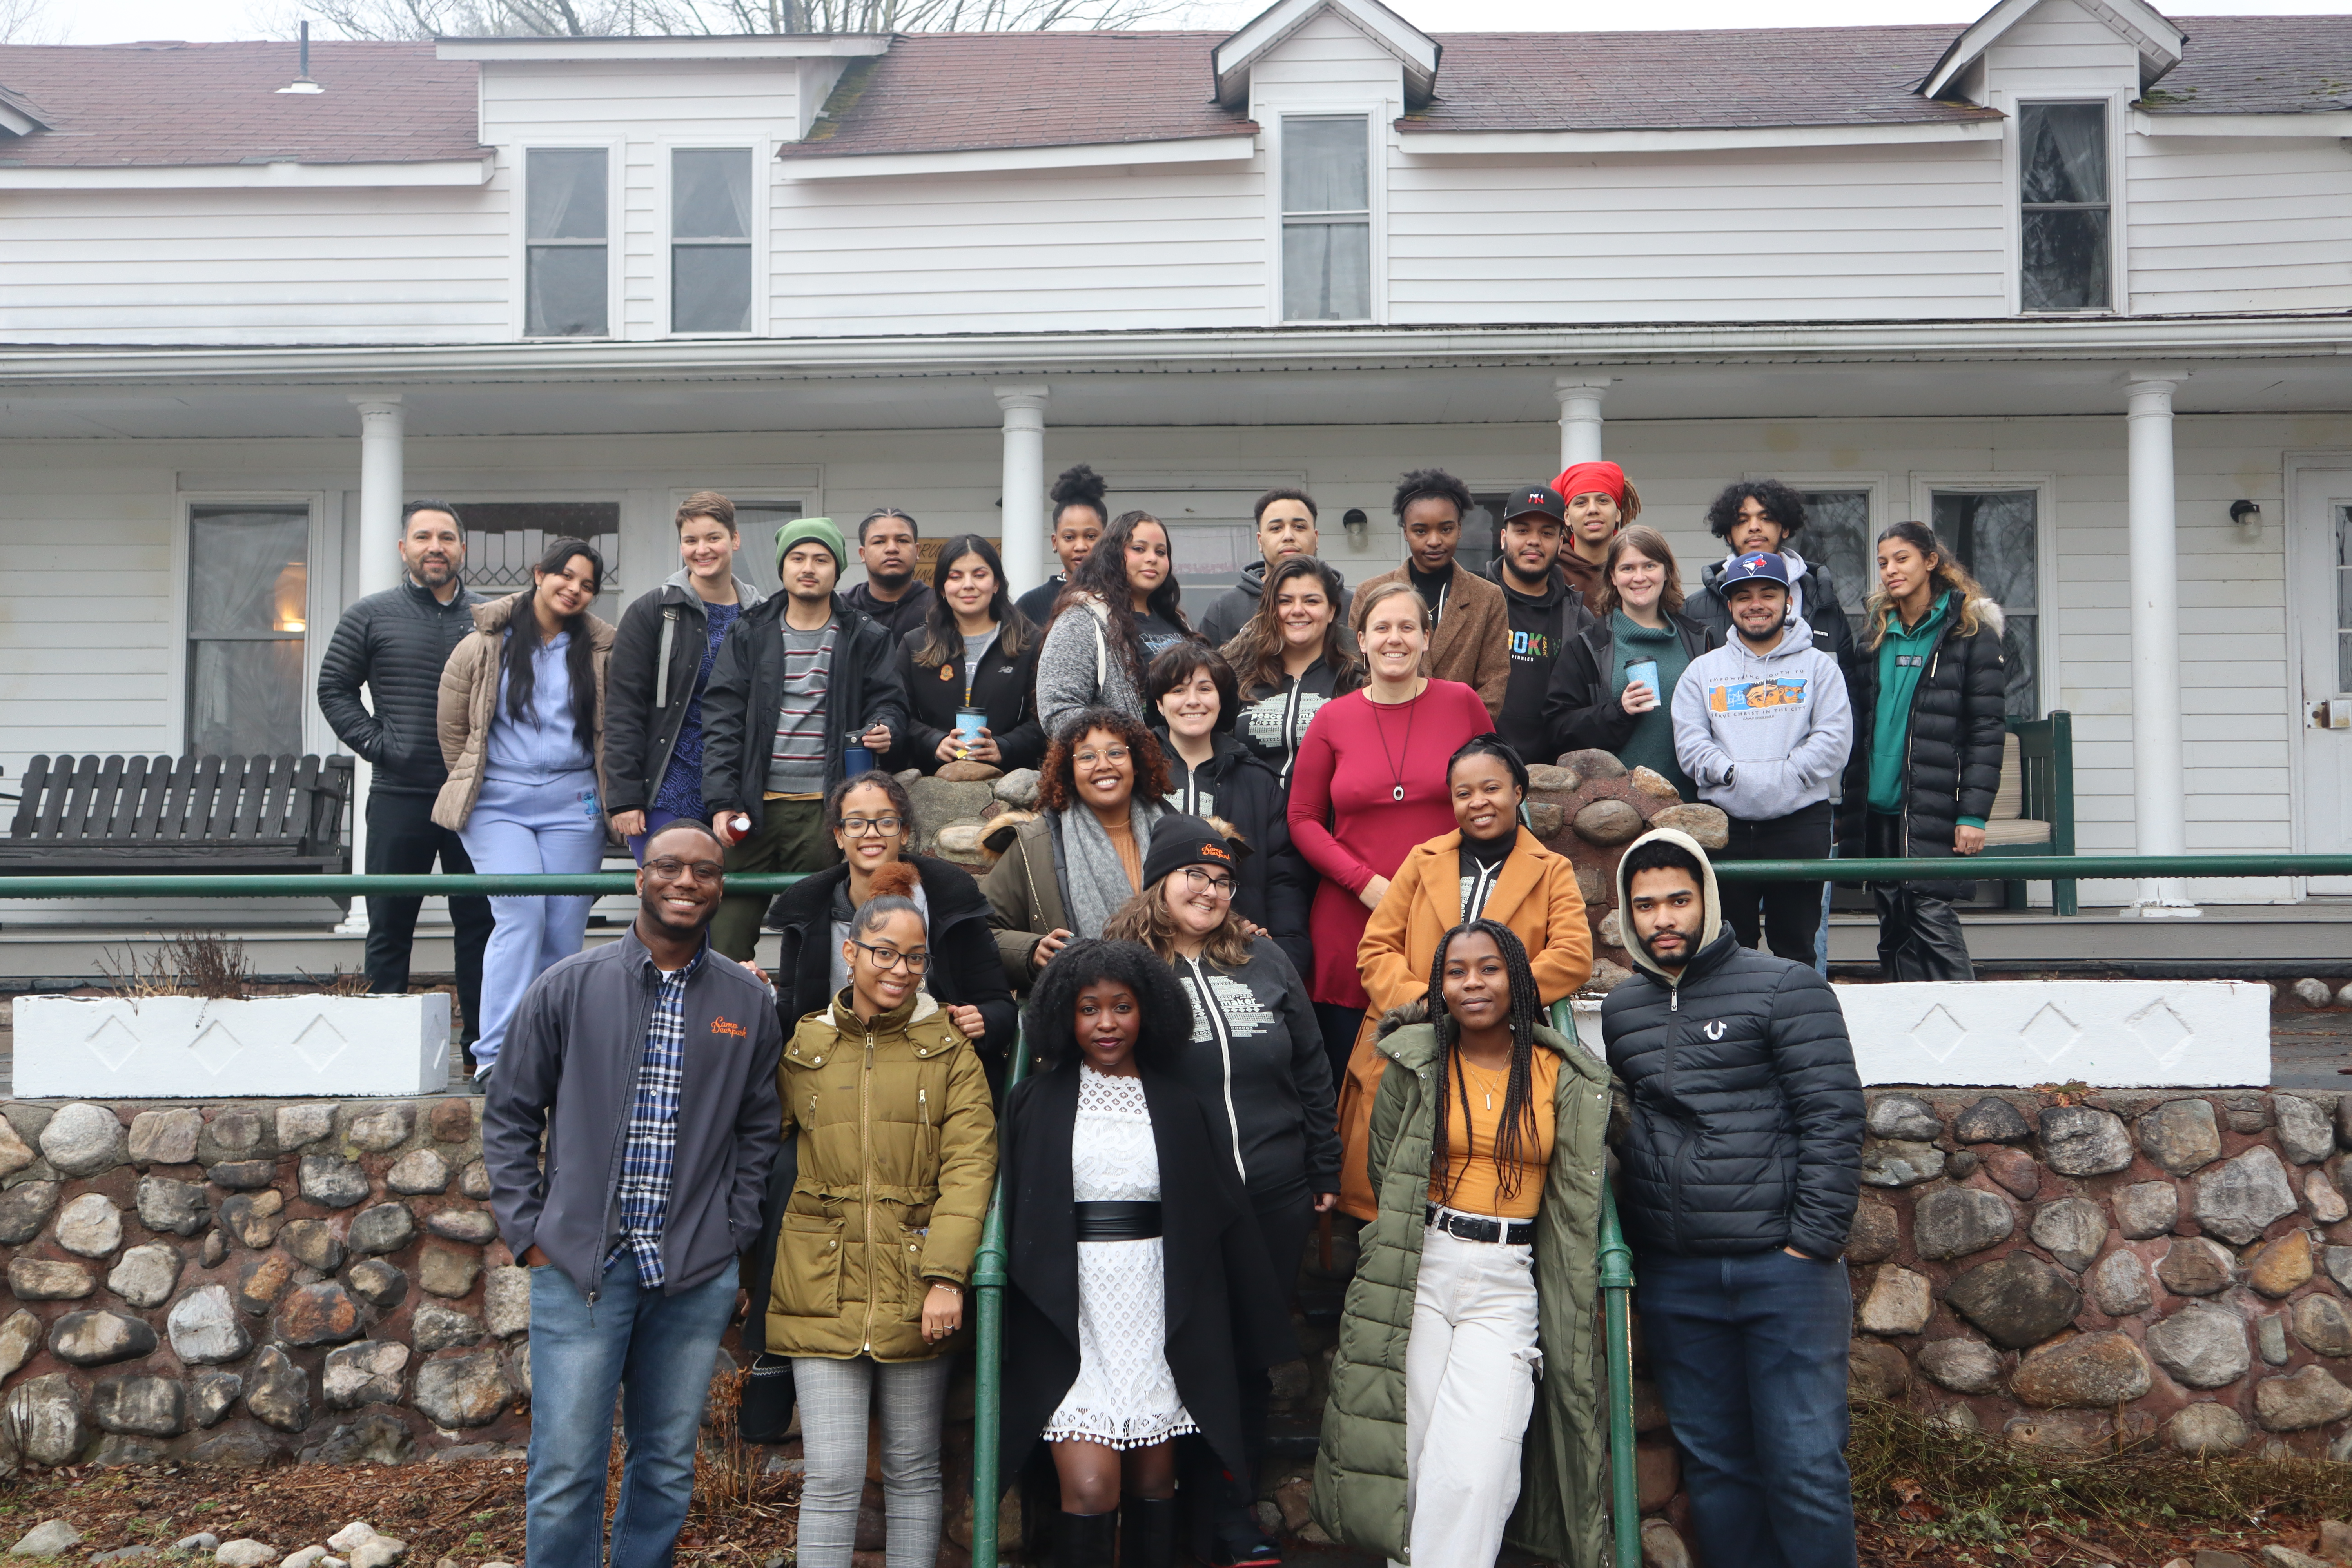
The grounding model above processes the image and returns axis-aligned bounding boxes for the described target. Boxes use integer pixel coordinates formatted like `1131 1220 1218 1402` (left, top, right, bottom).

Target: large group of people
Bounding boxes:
317 454 2020 1568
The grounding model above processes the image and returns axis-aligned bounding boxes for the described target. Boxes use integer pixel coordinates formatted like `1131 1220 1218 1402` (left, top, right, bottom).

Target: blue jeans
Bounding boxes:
526 1259 740 1568
1636 1248 1857 1568
459 770 606 1069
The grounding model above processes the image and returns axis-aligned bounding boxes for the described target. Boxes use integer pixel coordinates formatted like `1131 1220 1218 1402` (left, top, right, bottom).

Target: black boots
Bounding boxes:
1055 1510 1118 1568
1120 1496 1177 1568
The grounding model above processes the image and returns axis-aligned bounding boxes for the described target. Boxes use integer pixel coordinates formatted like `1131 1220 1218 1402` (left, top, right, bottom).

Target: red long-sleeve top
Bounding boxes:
1285 678 1494 1009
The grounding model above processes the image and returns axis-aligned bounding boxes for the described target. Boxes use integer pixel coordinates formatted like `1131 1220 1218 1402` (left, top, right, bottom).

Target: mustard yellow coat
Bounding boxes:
1336 827 1591 1219
766 990 998 1362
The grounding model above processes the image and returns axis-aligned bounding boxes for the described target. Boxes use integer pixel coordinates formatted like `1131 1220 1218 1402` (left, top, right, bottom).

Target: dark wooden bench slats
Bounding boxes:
0 753 354 875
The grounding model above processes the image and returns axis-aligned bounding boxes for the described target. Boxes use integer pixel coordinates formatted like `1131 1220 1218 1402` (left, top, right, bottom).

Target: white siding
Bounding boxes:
478 60 803 340
0 187 510 346
1387 142 2008 323
770 164 1269 334
1245 8 1404 98
2126 134 2352 314
1980 0 2144 94
0 408 2325 907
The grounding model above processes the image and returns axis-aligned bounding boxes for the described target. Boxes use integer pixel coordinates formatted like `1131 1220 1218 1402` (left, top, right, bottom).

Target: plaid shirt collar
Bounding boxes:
606 942 707 1287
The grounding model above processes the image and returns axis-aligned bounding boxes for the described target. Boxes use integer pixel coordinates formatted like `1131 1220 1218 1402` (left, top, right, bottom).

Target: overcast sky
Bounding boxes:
34 0 2352 45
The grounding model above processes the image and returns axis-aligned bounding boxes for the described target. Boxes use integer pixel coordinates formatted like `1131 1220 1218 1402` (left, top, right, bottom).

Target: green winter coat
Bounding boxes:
1309 1018 1613 1568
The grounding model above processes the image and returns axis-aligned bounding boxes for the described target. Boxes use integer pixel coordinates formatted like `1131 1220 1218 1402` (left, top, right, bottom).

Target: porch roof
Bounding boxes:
1 314 2350 437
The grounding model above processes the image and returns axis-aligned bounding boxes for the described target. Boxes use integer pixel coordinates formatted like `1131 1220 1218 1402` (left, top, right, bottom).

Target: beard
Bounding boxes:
410 555 456 585
868 566 915 593
1637 927 1693 965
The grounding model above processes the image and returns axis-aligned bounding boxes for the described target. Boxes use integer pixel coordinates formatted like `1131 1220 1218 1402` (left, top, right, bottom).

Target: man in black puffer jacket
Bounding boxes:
314 501 492 1042
1601 827 1862 1568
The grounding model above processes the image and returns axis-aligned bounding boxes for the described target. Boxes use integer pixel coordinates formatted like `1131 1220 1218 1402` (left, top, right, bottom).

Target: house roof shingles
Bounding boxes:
2145 15 2352 114
781 30 1250 159
1406 25 1996 133
0 40 486 168
4 14 2352 172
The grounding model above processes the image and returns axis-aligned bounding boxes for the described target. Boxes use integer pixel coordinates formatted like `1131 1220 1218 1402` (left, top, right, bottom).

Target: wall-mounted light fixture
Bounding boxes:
1343 507 1369 550
2229 499 2262 537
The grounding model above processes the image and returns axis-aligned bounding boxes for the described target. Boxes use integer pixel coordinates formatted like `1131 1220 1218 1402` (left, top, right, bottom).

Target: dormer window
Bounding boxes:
2019 102 2109 311
1281 115 1370 322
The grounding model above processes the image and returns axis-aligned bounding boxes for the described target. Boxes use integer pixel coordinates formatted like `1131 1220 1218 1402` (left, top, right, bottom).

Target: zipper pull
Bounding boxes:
1671 989 1679 1013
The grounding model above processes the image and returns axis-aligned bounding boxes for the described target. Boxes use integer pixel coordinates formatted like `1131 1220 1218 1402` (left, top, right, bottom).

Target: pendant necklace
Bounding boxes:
1372 686 1418 802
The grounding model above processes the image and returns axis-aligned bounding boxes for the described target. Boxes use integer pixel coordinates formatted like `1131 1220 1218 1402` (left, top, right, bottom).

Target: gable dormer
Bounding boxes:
1922 0 2184 105
0 83 46 138
1212 0 1438 113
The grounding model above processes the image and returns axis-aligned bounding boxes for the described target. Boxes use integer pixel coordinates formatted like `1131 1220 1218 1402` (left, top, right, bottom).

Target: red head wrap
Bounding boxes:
1553 461 1628 507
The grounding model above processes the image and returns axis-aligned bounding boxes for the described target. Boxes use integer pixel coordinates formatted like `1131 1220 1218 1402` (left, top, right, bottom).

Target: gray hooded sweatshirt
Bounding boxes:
1669 617 1852 823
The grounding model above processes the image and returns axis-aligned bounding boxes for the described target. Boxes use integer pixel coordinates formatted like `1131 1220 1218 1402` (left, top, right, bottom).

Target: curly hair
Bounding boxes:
1392 467 1474 523
823 769 915 837
1052 510 1196 697
1103 871 1254 969
1703 479 1808 542
1036 706 1170 814
1022 938 1192 1073
1426 920 1546 1207
1051 463 1109 530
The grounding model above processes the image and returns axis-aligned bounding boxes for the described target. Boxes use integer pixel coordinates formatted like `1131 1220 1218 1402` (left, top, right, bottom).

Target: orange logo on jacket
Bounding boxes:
711 1016 748 1039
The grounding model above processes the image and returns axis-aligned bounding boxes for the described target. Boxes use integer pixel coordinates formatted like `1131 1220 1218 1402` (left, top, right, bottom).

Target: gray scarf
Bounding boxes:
1058 798 1163 938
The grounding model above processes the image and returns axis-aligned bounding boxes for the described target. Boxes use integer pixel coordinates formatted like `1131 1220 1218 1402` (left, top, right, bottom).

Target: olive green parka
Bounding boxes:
760 989 998 1363
1309 1018 1613 1568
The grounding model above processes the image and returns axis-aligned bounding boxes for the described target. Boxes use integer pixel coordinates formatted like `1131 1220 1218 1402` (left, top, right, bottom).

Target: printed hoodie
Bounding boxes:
1670 617 1852 822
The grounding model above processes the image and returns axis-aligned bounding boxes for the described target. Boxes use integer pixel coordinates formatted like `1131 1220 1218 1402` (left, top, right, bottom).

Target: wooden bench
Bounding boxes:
0 754 354 875
1987 711 2077 915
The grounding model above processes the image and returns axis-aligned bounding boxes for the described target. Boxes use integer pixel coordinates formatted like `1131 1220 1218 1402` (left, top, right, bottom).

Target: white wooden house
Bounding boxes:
2 0 2350 929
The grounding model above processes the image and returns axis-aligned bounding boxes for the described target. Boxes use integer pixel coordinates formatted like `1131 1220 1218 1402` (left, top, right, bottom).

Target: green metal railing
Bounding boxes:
1559 998 1643 1568
969 1033 1033 1568
6 850 2352 903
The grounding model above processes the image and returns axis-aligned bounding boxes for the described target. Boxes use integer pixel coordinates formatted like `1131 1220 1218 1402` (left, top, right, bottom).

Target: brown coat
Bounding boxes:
1355 563 1511 721
1335 826 1592 1219
432 591 616 831
1555 548 1610 617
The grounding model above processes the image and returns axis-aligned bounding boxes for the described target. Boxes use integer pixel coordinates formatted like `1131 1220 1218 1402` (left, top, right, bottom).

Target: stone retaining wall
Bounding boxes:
12 1083 2352 1550
0 1096 539 1468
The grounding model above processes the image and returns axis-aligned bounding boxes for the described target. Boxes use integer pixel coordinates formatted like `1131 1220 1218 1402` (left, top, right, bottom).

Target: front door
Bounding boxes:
2293 469 2352 893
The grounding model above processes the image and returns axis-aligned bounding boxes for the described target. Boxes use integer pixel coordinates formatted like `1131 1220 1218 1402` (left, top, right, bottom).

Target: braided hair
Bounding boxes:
1426 919 1546 1207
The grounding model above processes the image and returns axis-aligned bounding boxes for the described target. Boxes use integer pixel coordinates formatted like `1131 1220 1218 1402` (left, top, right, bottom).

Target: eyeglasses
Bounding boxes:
645 857 724 884
840 815 905 837
850 940 930 974
1179 866 1237 899
1072 747 1131 768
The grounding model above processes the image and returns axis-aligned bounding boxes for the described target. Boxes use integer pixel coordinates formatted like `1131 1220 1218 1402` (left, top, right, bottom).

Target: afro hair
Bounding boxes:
1703 479 1808 541
1392 467 1474 523
1021 938 1192 1074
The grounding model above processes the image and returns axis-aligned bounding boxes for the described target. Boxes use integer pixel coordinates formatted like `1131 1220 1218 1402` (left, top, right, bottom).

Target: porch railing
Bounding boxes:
3 849 2351 902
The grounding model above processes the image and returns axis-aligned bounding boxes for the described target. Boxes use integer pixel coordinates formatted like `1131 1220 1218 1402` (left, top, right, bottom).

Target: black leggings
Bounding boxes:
1866 812 1976 981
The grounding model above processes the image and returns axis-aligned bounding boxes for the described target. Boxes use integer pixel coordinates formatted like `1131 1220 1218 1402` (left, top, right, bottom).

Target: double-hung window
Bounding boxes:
1281 116 1370 321
186 505 309 757
1931 490 2043 719
525 147 609 338
671 148 755 334
2018 103 2110 311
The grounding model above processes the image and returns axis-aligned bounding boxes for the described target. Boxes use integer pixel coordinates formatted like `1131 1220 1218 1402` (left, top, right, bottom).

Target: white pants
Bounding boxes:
1394 1224 1541 1568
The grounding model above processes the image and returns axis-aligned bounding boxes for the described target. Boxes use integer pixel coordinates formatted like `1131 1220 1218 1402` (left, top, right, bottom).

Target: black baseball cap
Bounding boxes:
1503 484 1566 523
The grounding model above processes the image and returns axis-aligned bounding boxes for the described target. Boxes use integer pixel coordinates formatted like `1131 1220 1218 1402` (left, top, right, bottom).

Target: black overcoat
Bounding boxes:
997 1063 1298 1481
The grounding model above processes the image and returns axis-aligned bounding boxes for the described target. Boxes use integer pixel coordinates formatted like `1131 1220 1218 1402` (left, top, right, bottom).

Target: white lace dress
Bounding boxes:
1041 1067 1198 1450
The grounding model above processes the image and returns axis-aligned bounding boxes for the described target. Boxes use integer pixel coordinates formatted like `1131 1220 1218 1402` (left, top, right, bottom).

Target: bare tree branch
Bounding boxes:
305 0 1194 39
0 0 70 45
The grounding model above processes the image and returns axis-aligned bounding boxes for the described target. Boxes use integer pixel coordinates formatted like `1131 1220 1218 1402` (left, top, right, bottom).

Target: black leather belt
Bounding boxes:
1426 1205 1535 1246
1074 1201 1163 1241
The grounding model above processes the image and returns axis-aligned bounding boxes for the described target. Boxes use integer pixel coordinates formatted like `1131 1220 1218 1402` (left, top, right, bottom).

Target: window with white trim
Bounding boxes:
526 147 609 338
2019 103 2109 311
671 148 755 334
1281 116 1370 321
1797 488 1873 646
187 505 309 757
1930 490 2042 718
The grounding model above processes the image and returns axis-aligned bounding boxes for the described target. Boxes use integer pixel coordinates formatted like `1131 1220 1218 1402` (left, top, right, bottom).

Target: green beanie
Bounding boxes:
774 516 846 577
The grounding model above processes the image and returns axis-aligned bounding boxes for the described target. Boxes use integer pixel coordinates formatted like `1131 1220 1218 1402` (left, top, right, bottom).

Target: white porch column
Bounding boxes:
2122 368 2198 916
1554 375 1613 470
337 395 405 937
994 384 1049 591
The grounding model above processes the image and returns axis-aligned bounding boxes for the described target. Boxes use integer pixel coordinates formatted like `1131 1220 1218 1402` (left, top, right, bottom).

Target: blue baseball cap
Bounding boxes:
1726 552 1790 588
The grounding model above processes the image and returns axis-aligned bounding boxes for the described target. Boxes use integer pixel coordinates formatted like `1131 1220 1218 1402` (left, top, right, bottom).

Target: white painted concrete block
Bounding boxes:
1835 980 2270 1088
13 993 450 1098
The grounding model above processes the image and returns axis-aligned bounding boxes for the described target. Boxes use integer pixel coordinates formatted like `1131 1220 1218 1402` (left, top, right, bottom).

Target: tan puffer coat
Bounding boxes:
765 990 998 1362
432 591 615 831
